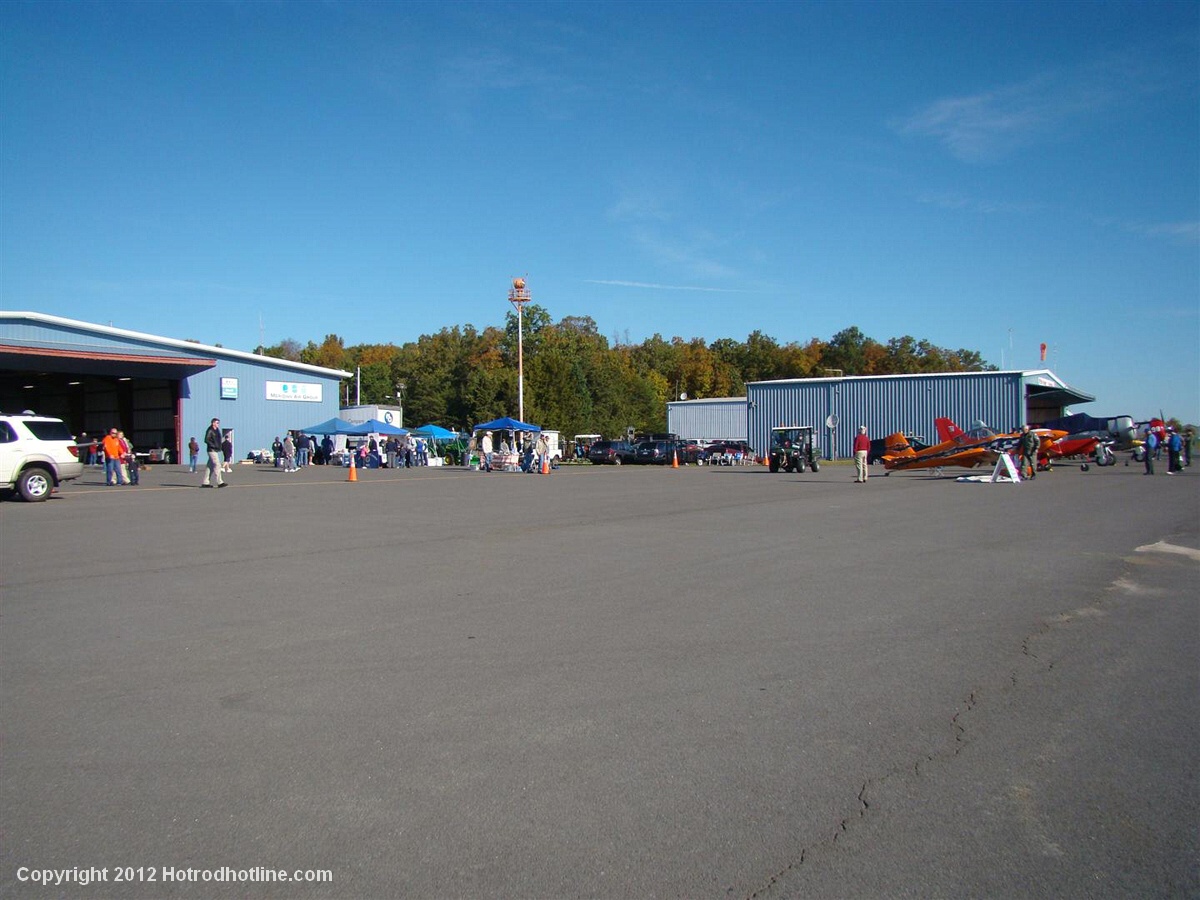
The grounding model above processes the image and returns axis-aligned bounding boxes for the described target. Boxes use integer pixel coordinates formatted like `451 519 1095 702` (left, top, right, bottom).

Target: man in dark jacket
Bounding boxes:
1018 425 1039 480
201 418 226 488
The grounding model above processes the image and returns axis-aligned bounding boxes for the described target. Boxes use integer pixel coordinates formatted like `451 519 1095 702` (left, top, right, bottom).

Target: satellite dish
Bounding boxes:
826 414 839 429
680 392 688 400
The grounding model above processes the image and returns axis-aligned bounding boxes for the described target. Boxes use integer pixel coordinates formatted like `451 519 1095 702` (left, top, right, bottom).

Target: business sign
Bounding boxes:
220 377 239 400
265 381 323 403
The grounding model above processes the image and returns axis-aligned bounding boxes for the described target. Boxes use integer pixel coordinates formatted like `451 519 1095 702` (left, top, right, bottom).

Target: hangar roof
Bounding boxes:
748 369 1094 406
0 311 352 380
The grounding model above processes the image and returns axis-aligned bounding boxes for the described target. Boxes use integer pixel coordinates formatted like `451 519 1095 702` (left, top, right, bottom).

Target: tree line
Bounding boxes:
257 307 994 438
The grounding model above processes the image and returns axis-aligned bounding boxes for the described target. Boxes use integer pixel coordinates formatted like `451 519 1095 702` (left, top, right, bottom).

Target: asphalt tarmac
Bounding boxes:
2 459 1197 899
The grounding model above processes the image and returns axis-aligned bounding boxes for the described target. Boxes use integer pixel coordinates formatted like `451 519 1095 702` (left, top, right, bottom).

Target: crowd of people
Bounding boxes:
263 432 435 471
1142 423 1191 475
462 430 552 473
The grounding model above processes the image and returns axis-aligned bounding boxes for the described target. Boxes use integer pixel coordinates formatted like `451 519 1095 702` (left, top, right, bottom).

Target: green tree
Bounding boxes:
301 334 348 372
257 338 302 361
822 326 875 376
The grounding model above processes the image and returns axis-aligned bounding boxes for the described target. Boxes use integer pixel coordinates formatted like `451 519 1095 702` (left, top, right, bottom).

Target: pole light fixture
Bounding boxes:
508 277 531 423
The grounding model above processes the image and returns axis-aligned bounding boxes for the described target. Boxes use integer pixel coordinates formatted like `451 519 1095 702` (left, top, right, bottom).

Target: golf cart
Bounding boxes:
769 426 821 473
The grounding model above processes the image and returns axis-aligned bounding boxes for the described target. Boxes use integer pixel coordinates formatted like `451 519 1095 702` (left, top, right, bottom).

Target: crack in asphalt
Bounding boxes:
744 540 1195 899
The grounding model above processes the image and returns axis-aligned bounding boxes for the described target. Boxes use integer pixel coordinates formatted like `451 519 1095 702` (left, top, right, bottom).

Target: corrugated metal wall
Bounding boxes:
748 373 1025 459
182 361 343 458
666 398 748 442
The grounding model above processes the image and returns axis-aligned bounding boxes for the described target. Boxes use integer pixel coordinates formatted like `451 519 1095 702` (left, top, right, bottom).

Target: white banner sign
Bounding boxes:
265 381 323 402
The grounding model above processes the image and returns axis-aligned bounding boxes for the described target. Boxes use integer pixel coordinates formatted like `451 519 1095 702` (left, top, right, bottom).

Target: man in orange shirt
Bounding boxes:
102 427 126 486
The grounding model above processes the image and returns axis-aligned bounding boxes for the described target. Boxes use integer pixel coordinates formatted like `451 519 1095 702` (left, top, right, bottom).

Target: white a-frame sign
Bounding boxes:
991 452 1022 483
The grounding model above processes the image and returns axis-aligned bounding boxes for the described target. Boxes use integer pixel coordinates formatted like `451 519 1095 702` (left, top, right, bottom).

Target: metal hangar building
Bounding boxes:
0 311 350 462
747 369 1095 460
666 397 749 445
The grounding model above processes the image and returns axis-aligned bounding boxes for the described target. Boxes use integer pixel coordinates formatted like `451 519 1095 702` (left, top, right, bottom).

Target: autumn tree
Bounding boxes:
307 311 993 437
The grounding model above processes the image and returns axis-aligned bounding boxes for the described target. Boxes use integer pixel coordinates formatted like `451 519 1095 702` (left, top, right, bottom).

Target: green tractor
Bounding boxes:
769 426 821 473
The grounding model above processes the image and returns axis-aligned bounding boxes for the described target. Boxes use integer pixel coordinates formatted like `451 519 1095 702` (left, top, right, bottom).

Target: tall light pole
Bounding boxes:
395 381 406 429
508 276 531 423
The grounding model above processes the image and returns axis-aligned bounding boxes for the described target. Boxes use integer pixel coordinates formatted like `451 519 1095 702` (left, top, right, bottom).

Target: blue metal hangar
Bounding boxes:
666 397 750 445
0 311 350 462
748 369 1095 460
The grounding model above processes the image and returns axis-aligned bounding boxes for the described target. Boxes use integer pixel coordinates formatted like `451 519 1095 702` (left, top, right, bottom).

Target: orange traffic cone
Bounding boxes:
347 453 357 482
672 450 679 469
541 454 550 475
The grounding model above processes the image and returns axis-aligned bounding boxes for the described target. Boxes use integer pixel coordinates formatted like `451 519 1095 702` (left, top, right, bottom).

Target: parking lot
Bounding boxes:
2 461 1197 898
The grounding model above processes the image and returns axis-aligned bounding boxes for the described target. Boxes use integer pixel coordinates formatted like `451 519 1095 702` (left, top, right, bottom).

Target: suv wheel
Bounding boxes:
17 467 53 502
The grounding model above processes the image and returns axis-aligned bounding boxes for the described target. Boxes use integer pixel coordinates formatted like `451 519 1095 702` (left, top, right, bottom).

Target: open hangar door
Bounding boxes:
0 350 214 461
1024 377 1095 426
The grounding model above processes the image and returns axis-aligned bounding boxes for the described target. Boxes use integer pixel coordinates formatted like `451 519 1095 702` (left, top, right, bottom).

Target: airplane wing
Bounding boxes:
883 444 989 470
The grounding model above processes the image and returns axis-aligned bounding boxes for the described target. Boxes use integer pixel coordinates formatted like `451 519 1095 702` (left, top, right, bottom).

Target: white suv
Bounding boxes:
0 412 85 501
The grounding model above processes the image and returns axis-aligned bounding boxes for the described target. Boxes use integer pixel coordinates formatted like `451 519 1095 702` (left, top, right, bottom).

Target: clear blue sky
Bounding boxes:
3 0 1197 422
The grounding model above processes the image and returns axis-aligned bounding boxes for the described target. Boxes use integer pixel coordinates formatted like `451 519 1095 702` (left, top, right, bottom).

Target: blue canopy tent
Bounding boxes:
348 418 408 436
473 416 541 433
410 423 457 440
295 417 363 435
408 423 462 466
471 417 543 472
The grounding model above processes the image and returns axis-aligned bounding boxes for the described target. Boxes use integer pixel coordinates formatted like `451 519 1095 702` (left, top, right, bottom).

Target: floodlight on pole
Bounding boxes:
508 276 531 423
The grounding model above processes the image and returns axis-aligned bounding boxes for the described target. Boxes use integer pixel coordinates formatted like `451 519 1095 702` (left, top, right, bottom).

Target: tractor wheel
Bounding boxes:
769 458 779 473
810 457 820 473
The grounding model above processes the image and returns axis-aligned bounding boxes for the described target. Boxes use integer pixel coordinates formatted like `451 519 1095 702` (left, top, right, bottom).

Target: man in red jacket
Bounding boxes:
853 425 871 484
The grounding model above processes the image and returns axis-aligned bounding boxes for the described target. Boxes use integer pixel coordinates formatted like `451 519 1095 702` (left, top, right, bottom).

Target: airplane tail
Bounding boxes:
934 417 964 442
880 432 915 465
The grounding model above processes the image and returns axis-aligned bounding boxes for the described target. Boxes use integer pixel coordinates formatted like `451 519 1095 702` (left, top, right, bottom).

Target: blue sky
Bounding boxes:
2 0 1197 421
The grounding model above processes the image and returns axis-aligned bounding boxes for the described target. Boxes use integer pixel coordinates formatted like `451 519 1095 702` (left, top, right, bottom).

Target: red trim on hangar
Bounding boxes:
0 344 217 368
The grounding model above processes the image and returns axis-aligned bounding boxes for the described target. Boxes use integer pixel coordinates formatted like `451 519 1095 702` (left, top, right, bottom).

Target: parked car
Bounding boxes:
675 441 707 465
634 440 675 464
0 412 84 501
704 441 754 465
587 439 636 465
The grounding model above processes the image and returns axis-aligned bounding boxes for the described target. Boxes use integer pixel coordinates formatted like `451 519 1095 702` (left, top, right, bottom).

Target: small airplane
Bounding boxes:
1040 434 1103 469
880 418 1066 473
1039 413 1141 466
